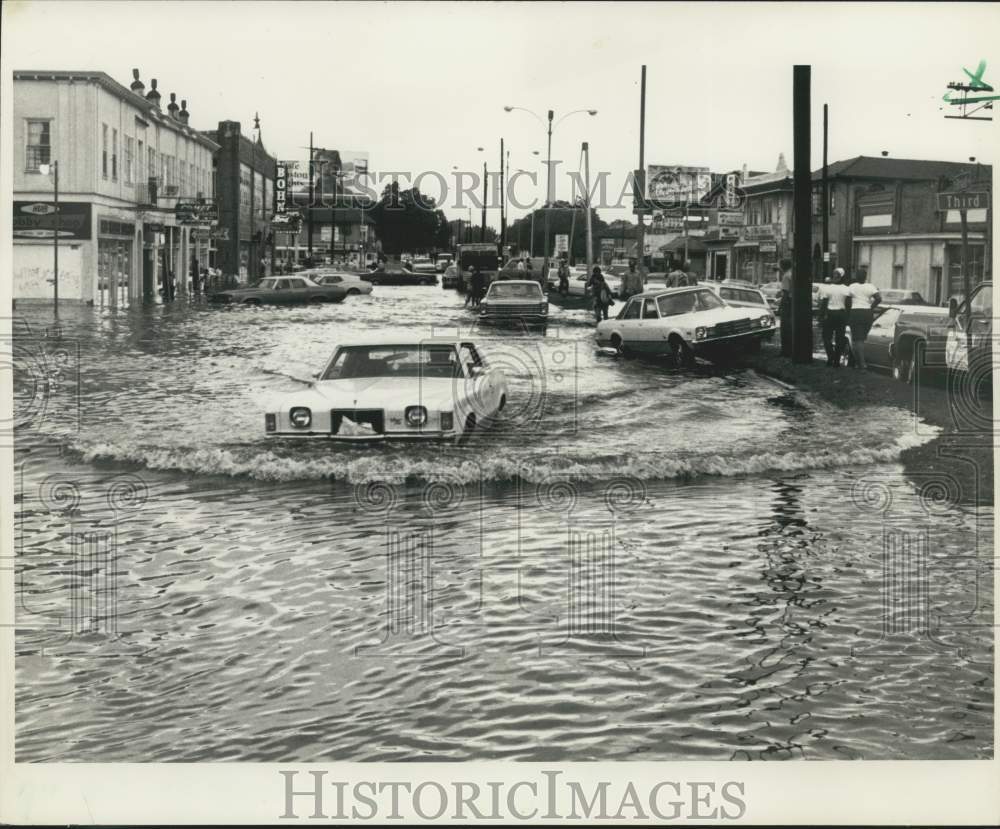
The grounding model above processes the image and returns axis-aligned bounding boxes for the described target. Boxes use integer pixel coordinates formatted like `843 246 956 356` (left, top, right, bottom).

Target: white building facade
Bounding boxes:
12 70 218 306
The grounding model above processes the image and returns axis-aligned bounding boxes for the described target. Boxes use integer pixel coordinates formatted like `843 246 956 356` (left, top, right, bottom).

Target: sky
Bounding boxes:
3 1 998 224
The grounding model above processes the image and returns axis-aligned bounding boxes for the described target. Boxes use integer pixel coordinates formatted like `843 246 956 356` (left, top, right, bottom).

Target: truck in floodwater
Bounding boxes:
455 242 501 293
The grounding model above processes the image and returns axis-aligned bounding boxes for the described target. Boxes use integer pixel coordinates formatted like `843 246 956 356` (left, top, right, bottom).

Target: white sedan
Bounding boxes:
264 338 508 441
596 286 776 363
308 271 374 295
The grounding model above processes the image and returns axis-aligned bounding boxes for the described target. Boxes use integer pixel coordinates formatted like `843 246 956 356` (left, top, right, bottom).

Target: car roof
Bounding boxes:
332 335 471 347
631 285 708 299
490 279 543 287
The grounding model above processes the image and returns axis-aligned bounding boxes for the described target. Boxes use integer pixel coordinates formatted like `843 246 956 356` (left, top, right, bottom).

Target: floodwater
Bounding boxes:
12 285 993 761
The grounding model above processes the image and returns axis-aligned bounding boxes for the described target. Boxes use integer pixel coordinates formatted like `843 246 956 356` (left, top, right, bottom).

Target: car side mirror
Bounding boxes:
948 298 958 319
469 365 484 377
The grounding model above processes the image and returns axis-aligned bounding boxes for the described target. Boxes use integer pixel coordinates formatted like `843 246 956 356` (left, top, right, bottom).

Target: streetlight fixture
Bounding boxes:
504 105 597 259
39 161 59 313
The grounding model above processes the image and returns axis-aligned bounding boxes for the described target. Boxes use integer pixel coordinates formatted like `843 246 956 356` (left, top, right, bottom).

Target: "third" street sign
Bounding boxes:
937 190 991 211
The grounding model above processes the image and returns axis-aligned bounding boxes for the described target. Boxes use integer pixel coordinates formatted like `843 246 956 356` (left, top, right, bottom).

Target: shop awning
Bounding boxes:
733 239 759 249
660 236 707 253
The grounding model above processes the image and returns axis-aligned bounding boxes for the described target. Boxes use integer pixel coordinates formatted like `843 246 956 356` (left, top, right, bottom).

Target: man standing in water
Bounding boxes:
778 258 794 357
817 267 853 367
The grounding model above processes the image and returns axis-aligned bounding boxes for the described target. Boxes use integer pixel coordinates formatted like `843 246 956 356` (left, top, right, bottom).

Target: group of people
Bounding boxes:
776 258 882 369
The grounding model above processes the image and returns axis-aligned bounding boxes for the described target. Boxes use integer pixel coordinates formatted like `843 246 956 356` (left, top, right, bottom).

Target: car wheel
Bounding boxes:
418 278 429 285
370 279 380 286
243 298 260 306
669 335 695 367
894 339 924 385
610 333 629 357
309 296 325 304
347 289 360 295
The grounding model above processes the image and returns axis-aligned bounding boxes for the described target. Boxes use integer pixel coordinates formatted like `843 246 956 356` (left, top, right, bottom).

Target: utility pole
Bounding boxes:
52 161 59 314
792 65 814 364
636 64 647 276
960 207 971 353
307 131 314 260
481 161 487 242
583 142 593 281
500 138 506 251
822 103 829 281
544 109 553 259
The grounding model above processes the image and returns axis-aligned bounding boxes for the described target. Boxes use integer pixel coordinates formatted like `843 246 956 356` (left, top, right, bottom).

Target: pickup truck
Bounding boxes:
891 280 992 384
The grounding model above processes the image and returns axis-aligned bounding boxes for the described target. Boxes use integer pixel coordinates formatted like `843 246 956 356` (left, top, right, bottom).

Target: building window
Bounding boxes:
891 264 904 289
124 136 134 185
112 128 118 180
102 123 108 178
25 119 51 171
148 147 156 181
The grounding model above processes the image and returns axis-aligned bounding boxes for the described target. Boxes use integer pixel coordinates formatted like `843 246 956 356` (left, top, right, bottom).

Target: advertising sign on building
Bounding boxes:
717 211 745 227
13 201 92 239
275 161 293 215
647 165 712 207
175 200 218 225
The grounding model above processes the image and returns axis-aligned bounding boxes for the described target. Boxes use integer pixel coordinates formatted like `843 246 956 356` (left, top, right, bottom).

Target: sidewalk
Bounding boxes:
747 343 994 506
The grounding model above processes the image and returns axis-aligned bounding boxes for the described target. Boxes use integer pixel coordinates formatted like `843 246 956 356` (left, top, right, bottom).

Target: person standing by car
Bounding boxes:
589 266 614 323
817 267 853 367
541 258 550 288
667 262 687 288
516 258 526 273
557 259 570 295
847 267 881 369
622 258 644 300
778 258 794 357
469 265 485 308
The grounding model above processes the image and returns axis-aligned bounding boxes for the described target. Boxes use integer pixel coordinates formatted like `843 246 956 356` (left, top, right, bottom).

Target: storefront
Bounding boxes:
97 217 136 308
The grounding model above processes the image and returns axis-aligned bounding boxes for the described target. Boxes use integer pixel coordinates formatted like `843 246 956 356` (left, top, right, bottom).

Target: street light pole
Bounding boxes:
544 109 553 260
481 161 487 242
53 160 59 313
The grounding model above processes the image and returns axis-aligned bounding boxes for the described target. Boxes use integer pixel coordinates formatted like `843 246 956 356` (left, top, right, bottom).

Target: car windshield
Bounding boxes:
257 278 278 289
657 288 725 316
488 283 542 299
720 287 766 305
322 345 461 380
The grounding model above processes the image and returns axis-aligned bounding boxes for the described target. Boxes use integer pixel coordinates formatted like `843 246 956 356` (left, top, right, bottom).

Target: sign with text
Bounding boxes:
937 191 990 211
554 234 569 255
275 160 293 215
175 200 217 225
13 201 92 239
647 165 712 207
717 210 745 227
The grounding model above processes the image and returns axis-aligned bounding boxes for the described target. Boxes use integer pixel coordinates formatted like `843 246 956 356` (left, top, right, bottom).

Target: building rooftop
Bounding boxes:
811 155 991 182
14 70 219 152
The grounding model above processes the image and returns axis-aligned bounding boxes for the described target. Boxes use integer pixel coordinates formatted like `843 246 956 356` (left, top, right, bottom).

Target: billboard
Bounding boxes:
647 165 712 207
13 201 92 239
287 149 371 197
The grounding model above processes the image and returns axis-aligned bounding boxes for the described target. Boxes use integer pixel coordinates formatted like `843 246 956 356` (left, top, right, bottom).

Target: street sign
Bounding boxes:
554 234 569 255
937 191 991 211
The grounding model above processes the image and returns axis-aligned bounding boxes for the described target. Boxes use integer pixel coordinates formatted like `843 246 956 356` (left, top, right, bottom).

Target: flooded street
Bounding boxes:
13 286 993 761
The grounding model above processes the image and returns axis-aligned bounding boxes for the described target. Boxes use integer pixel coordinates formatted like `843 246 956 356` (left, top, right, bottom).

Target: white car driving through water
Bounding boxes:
595 286 777 363
264 337 508 441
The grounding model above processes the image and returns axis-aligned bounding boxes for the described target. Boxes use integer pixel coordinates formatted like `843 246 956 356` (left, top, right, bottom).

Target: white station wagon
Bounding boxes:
264 337 508 441
595 286 777 363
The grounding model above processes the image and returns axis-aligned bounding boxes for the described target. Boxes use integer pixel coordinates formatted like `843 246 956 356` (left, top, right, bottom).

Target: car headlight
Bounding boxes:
695 327 708 340
440 412 454 431
265 413 276 432
289 407 312 428
756 314 774 328
405 406 428 427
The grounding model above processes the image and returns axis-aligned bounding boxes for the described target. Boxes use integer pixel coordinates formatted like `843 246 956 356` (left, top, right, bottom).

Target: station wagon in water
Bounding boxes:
210 276 347 305
264 338 508 441
596 286 776 362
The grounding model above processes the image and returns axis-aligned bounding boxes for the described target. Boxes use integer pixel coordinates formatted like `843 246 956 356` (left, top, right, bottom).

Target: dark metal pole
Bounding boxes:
544 109 553 259
53 160 59 314
500 138 506 251
792 65 814 363
637 65 647 272
481 161 487 242
961 208 971 353
307 132 314 259
822 103 829 281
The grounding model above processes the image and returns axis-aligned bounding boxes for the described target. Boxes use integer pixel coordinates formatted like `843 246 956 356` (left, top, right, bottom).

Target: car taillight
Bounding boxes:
440 412 454 431
290 407 312 428
265 413 276 432
405 406 428 427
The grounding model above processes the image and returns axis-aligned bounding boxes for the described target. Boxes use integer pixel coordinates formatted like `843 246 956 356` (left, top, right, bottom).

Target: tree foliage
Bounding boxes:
371 183 448 255
506 200 608 261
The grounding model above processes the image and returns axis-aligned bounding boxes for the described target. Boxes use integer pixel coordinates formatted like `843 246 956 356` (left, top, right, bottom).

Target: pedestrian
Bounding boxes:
516 258 526 273
541 258 550 289
778 259 793 357
557 259 570 296
847 267 880 369
525 258 535 284
683 260 698 286
817 267 853 367
622 258 643 300
469 265 485 308
667 261 687 288
189 253 200 294
589 266 614 323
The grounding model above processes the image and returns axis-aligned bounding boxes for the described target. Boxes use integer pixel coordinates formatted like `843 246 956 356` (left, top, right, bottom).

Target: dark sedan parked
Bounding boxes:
209 276 347 305
363 268 438 286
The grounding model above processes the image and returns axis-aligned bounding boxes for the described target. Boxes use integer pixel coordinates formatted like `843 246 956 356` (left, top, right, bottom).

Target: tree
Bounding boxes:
371 183 447 256
507 201 607 262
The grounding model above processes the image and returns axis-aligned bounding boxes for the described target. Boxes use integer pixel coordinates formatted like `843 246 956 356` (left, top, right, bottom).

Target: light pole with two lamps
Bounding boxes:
503 106 597 260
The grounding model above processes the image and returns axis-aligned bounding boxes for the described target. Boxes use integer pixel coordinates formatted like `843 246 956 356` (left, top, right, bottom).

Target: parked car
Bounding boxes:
363 267 438 286
442 264 462 289
709 282 771 311
759 280 782 310
945 280 992 378
884 303 953 382
564 269 622 299
478 280 548 325
595 286 777 362
308 271 373 295
263 338 508 441
436 253 454 273
878 288 930 306
209 275 347 305
411 257 436 275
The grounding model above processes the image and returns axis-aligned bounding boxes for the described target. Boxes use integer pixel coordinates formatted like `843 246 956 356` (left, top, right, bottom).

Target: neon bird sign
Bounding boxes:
943 59 997 121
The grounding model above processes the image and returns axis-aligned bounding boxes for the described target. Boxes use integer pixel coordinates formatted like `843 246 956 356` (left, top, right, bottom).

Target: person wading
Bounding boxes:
557 259 570 296
588 266 614 323
817 267 853 367
777 258 794 357
847 267 880 369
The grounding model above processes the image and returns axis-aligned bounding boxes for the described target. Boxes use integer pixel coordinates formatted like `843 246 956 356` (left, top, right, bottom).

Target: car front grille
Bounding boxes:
330 409 385 435
484 303 545 315
711 319 752 338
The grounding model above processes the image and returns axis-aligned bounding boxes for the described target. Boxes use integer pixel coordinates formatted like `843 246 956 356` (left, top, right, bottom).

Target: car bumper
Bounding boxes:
267 430 458 441
692 328 776 351
478 313 549 325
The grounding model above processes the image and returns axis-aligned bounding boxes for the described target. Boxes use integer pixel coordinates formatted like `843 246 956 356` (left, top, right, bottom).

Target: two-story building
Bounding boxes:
13 69 218 306
732 156 794 284
202 119 276 281
810 156 990 302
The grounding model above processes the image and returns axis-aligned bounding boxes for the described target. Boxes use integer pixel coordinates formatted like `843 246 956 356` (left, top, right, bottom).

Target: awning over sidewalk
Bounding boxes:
660 236 707 253
733 239 759 249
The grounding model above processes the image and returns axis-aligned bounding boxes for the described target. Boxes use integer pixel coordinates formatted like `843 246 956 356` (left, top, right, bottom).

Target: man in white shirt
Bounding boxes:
817 268 853 367
847 267 880 368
